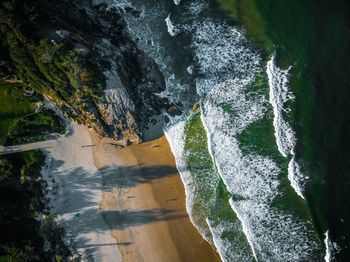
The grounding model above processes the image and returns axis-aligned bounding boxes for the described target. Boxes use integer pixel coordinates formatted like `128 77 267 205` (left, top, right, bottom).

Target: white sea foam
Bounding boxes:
164 116 214 243
200 80 321 261
288 156 308 199
163 118 191 216
193 18 322 260
173 0 181 5
188 0 207 16
186 65 193 75
107 0 131 9
165 14 178 36
267 56 306 199
266 57 295 157
324 231 332 262
324 230 340 262
206 218 254 262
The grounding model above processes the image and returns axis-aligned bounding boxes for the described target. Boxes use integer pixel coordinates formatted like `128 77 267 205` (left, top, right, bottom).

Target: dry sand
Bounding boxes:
1 122 220 261
41 123 122 261
91 133 220 262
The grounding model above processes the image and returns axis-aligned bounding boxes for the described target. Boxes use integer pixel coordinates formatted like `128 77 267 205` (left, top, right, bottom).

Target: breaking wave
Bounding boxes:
192 15 322 261
165 14 178 36
324 230 340 262
267 57 307 199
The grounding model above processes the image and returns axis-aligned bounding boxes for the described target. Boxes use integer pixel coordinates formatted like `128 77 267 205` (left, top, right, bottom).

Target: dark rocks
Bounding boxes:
164 115 170 123
0 0 170 144
167 104 182 116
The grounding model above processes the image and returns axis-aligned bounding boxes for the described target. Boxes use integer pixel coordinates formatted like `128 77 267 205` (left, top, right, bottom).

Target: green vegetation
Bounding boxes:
0 151 72 261
0 80 39 144
0 80 66 146
0 0 105 126
6 109 66 145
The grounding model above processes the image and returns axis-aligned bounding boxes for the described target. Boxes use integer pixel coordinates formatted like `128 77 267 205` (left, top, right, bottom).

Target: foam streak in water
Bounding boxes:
324 230 340 262
324 231 332 262
267 56 306 199
266 56 294 157
165 14 178 36
194 19 322 261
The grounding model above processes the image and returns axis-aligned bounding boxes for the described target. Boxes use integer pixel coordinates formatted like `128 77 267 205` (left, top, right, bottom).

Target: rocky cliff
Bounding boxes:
0 0 173 144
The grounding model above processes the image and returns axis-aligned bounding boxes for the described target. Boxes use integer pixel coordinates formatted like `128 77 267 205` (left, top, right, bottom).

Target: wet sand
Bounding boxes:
91 133 220 262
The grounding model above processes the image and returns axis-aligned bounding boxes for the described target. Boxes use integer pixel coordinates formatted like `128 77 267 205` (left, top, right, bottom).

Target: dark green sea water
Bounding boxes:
218 0 350 260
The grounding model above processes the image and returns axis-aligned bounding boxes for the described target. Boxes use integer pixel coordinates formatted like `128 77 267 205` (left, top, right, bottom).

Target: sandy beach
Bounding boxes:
91 132 220 262
41 123 122 261
0 122 220 261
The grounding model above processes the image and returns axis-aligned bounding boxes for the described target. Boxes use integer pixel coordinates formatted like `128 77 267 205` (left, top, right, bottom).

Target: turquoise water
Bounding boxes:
110 0 350 260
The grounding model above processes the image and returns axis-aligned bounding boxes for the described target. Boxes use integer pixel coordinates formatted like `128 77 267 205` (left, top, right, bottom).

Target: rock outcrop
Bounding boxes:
0 0 172 143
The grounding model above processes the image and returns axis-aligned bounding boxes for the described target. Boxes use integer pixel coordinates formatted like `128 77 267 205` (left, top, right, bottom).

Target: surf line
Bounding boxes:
266 56 306 200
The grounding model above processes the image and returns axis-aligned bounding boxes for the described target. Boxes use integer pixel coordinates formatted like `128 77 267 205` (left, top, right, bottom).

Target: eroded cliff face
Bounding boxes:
0 0 172 143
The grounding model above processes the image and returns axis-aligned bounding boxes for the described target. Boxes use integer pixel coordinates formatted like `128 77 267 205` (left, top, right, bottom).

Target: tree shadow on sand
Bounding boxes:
47 163 178 216
47 163 182 232
43 160 185 257
102 209 187 230
100 165 178 190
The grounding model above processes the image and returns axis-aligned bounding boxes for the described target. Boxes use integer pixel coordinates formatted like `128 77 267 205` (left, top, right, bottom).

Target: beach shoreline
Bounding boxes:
90 131 220 262
1 121 220 261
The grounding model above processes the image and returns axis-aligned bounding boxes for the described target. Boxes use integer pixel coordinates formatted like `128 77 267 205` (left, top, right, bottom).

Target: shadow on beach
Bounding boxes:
45 161 181 237
102 209 187 230
100 165 178 190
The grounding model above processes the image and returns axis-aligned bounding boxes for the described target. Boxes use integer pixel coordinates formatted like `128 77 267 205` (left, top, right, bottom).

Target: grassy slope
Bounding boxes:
0 1 105 129
6 109 66 145
0 81 37 144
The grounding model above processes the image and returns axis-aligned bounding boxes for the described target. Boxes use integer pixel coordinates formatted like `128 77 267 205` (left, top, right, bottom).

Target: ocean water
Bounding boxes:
109 0 350 261
217 1 350 260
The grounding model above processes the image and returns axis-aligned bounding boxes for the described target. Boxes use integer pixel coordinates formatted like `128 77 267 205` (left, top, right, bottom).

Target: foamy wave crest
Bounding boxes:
324 231 332 262
324 230 340 262
267 56 307 199
173 0 181 5
193 18 322 261
164 117 214 243
165 14 179 36
206 219 254 262
266 57 295 157
288 156 308 199
188 0 208 16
